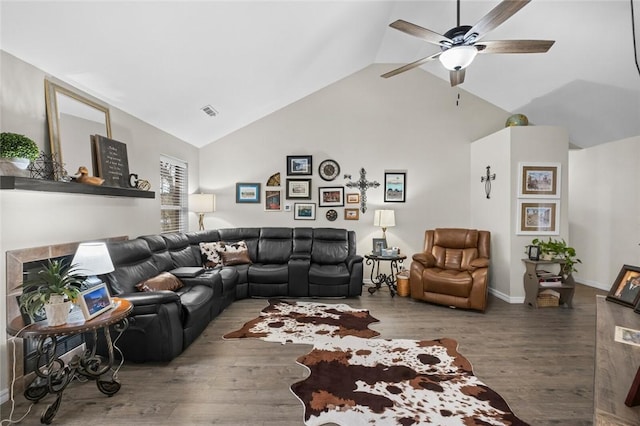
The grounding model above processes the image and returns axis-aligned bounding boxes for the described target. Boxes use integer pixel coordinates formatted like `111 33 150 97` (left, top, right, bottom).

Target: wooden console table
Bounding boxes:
594 296 640 425
6 298 132 424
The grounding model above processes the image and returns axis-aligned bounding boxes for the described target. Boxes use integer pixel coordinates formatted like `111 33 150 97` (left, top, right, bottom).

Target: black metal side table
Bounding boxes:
7 298 132 424
365 253 407 297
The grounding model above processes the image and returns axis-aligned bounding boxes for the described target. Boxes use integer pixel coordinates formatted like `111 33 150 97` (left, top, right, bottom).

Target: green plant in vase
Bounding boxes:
19 259 83 325
0 132 39 169
531 237 582 276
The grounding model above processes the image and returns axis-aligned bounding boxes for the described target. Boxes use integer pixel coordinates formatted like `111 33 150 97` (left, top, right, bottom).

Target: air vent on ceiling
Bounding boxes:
201 105 218 117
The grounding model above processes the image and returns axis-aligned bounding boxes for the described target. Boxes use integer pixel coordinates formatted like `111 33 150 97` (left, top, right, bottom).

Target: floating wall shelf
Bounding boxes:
0 176 155 199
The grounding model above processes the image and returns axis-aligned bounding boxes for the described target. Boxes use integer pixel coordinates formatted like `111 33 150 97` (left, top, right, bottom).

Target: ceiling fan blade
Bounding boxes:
476 40 555 54
381 52 442 78
464 0 531 42
450 69 466 87
389 19 453 47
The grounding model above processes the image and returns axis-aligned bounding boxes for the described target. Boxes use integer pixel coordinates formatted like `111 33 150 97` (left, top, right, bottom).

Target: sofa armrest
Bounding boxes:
346 255 363 272
412 253 435 267
117 291 181 316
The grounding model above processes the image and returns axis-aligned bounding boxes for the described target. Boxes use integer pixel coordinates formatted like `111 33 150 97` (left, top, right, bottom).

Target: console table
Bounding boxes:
365 253 406 297
6 298 132 424
594 296 640 425
522 259 575 308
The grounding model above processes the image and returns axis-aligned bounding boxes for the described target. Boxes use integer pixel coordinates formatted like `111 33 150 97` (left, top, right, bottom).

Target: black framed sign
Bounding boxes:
92 135 130 188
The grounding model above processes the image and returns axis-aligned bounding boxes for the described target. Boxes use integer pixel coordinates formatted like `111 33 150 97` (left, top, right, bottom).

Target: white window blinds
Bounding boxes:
160 155 188 233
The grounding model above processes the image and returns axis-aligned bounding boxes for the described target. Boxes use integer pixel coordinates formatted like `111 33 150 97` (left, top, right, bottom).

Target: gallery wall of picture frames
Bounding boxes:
231 155 406 222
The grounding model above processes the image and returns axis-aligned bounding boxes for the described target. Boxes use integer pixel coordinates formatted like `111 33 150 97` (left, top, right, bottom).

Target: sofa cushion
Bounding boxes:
136 272 184 292
249 264 289 284
308 263 350 285
199 241 224 268
311 228 349 264
219 241 252 266
423 268 473 297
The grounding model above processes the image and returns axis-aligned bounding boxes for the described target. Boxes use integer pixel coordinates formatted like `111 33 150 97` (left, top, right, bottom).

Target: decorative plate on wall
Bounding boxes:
319 159 340 181
325 209 338 221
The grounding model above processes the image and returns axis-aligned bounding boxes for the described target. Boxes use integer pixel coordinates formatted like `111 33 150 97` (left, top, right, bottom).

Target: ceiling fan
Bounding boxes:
382 0 554 86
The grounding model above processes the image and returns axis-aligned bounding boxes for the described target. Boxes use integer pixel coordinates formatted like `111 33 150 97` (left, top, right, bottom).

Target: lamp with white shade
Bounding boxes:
189 193 216 231
373 209 396 241
71 242 114 287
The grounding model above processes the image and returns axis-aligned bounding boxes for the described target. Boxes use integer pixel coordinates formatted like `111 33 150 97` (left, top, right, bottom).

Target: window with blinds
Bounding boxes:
160 155 188 233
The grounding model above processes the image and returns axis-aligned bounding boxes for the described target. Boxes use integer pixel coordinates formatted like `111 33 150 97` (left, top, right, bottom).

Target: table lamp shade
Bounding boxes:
189 194 216 213
373 210 396 228
72 242 114 276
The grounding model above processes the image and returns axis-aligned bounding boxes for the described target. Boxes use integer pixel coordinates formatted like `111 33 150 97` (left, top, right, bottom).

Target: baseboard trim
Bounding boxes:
489 287 525 304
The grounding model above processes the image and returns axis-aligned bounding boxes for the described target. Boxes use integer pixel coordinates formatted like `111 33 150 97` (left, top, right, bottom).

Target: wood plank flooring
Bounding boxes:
1 284 606 425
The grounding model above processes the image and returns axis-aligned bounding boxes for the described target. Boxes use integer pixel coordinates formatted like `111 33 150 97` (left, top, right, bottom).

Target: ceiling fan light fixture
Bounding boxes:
439 45 477 71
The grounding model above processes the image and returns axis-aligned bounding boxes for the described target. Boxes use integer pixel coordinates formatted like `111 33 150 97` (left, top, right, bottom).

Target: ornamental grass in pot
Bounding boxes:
19 259 83 326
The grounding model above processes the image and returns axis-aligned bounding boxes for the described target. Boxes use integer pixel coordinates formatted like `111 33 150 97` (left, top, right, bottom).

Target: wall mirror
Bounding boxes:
44 79 112 178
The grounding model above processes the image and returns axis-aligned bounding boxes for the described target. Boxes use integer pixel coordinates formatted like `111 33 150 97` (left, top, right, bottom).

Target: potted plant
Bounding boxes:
530 237 582 276
19 259 83 326
0 132 40 169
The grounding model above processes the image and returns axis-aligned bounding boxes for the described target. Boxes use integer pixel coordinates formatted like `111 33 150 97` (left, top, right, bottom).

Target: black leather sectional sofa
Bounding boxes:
100 227 363 362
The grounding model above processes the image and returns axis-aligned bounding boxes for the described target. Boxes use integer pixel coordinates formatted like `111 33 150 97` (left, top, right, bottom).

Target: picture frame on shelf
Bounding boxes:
78 283 113 320
286 155 312 176
346 193 360 204
236 182 261 203
516 200 559 235
372 238 387 255
264 190 281 211
318 187 344 207
293 202 316 220
518 162 561 198
344 208 359 220
527 245 540 261
607 264 640 308
286 179 311 199
384 171 406 202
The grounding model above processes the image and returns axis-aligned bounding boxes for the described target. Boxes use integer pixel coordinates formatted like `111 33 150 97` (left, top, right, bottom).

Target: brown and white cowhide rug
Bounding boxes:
291 336 529 426
223 299 380 344
224 299 528 426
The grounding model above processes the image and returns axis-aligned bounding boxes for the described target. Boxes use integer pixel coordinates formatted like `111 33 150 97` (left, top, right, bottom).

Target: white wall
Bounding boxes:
0 51 201 400
198 64 510 264
569 135 640 290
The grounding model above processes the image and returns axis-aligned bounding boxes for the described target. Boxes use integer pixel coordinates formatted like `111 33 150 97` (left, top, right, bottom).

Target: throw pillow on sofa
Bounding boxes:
136 271 184 292
218 241 252 266
199 241 225 268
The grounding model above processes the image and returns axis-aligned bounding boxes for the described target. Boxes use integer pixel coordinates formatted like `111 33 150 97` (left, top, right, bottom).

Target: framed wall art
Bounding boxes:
344 208 359 220
384 171 406 202
318 187 344 207
286 155 312 176
346 193 360 204
607 264 640 308
516 200 559 235
265 190 281 211
294 203 316 220
518 162 561 198
286 179 311 199
236 182 261 203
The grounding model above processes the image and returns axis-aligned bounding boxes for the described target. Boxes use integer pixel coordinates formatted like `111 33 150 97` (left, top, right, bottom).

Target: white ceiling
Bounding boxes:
1 1 639 149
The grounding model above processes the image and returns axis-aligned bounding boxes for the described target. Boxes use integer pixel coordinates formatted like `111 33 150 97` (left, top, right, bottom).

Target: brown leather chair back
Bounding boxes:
425 228 490 271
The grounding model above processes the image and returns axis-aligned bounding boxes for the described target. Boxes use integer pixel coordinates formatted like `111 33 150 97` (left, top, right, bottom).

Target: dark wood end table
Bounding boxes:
6 297 133 424
365 253 407 297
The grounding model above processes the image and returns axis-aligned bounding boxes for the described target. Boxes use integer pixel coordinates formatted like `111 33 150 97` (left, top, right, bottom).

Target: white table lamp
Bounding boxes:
71 242 114 286
373 209 396 241
189 193 216 231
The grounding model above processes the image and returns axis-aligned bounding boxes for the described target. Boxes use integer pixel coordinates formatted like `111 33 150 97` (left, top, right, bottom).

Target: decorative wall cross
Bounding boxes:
480 165 496 199
345 168 380 213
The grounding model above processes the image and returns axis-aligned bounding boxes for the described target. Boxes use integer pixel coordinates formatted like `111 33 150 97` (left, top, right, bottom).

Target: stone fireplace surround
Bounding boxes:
5 236 126 391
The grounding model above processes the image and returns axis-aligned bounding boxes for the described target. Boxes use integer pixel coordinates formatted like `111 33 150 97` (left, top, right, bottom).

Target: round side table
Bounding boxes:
364 253 407 297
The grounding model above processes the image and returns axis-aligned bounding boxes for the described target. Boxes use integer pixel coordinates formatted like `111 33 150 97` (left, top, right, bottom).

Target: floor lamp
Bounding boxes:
189 193 216 231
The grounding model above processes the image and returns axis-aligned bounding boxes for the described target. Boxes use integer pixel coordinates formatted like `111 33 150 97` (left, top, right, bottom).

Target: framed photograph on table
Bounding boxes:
516 200 559 235
518 162 561 198
294 203 316 220
78 283 113 320
527 245 540 261
286 179 311 199
372 238 387 255
236 182 261 203
286 155 312 176
384 171 406 202
318 187 344 207
607 264 640 308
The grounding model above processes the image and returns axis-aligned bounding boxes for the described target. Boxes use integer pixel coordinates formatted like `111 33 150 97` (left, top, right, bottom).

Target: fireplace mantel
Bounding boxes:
0 176 155 198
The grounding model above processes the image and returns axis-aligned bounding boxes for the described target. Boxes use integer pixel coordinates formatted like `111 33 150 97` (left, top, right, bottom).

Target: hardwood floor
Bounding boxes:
2 284 606 425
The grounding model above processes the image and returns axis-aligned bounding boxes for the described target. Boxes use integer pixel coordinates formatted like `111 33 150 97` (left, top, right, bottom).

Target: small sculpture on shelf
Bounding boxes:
28 151 69 181
73 166 104 186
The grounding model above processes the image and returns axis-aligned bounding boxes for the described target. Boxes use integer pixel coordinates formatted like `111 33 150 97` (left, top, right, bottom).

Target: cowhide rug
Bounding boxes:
223 299 380 344
224 299 528 426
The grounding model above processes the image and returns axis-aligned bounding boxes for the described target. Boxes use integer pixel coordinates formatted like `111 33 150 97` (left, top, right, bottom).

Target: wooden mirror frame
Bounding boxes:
44 79 112 176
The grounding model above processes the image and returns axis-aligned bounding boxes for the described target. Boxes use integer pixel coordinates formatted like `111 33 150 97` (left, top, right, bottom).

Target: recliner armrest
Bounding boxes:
469 257 489 271
345 255 363 272
117 291 181 315
412 253 436 267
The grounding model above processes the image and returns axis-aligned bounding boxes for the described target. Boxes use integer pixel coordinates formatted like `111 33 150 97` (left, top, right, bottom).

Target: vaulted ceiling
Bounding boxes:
1 1 638 149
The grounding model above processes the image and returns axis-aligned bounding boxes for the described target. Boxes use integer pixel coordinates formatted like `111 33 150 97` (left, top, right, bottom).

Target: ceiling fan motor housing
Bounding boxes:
441 25 475 49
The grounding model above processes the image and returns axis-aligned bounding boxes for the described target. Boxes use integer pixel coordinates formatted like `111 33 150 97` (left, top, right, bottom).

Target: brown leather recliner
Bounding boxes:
410 228 490 312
